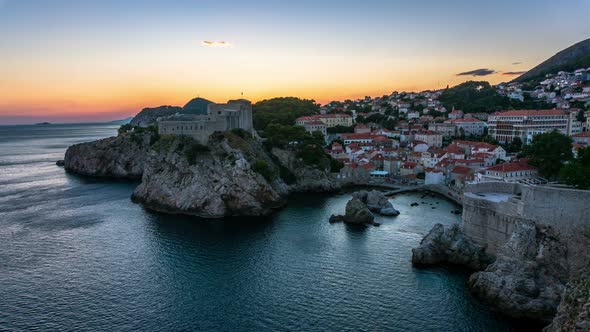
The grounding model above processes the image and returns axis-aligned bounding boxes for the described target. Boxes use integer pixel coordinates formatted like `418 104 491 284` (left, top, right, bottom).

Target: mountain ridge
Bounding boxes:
513 38 590 83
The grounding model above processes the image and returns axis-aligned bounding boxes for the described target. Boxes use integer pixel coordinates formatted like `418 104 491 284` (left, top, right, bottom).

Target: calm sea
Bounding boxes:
0 123 533 331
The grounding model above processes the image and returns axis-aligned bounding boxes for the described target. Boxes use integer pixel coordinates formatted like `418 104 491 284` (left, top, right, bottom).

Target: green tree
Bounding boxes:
506 137 523 153
326 125 354 134
524 131 573 179
252 97 320 131
577 109 587 123
559 146 590 189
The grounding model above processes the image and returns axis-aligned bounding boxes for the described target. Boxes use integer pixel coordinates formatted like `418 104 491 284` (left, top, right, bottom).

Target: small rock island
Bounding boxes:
329 190 400 226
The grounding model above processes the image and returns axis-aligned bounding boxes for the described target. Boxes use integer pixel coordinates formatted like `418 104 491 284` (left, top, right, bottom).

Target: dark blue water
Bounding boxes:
0 124 528 331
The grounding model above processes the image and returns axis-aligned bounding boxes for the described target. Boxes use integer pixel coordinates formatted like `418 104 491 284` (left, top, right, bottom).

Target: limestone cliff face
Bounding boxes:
544 274 590 332
129 106 183 127
468 222 569 323
64 132 151 179
411 223 492 270
131 132 289 218
64 129 340 217
270 147 340 193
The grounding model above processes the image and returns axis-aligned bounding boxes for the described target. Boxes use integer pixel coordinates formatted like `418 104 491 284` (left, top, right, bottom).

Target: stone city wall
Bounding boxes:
461 182 590 256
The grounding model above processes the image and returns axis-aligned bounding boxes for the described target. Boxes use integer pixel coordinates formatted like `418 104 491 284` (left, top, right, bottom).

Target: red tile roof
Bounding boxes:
485 161 536 172
491 109 566 117
342 133 374 140
402 161 418 169
446 118 485 123
359 163 377 170
451 165 473 175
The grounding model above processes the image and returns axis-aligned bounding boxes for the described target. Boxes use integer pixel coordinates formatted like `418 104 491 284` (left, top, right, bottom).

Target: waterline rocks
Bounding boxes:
131 132 289 218
412 223 493 270
64 132 151 179
330 198 377 226
353 190 400 216
468 222 569 323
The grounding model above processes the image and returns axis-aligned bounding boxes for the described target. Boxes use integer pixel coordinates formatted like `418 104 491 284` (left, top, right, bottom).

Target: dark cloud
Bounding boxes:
455 68 496 77
512 62 522 65
502 71 527 76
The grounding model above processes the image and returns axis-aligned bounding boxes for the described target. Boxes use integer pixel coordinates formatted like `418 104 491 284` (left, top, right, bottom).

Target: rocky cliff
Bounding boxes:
270 147 339 193
131 132 289 218
544 274 590 332
64 132 151 179
412 223 492 270
468 222 569 323
64 129 338 217
129 106 183 127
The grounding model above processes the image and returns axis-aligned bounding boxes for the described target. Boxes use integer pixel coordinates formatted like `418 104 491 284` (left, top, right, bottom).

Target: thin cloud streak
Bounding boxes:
502 71 527 76
201 41 232 48
455 68 496 77
512 61 522 65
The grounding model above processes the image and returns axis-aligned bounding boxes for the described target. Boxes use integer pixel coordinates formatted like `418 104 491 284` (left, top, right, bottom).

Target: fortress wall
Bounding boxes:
462 193 528 255
461 182 590 256
519 185 590 233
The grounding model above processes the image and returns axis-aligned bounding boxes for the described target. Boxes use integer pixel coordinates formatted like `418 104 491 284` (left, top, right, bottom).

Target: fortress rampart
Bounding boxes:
157 99 253 144
462 182 590 255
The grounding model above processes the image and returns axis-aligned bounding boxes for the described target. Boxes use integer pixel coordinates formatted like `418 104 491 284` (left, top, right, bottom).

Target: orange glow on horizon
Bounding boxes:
0 71 511 123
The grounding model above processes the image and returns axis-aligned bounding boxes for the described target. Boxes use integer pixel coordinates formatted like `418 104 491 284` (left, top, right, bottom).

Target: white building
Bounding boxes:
487 109 569 144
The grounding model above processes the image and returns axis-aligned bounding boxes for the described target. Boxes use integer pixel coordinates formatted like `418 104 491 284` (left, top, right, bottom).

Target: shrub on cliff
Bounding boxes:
118 124 132 134
231 128 251 139
251 159 276 181
185 142 210 165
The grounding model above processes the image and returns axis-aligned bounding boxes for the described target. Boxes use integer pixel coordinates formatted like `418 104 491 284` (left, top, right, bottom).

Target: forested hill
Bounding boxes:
438 81 552 114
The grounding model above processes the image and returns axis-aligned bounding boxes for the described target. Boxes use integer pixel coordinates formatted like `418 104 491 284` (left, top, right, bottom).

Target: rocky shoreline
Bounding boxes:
63 129 339 218
62 122 587 330
412 221 590 330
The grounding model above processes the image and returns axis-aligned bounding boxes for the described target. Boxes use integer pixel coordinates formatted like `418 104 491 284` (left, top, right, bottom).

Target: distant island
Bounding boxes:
35 122 52 125
109 117 133 125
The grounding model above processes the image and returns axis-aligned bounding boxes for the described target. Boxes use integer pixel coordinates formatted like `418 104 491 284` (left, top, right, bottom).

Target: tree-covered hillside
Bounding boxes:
439 81 553 114
252 97 320 130
439 81 510 113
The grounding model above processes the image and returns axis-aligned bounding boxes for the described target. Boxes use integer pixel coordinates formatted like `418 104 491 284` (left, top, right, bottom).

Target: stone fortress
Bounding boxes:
461 181 590 255
157 99 253 144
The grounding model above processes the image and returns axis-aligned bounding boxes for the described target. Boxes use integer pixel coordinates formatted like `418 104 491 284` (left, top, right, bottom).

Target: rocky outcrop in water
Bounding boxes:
468 222 569 323
330 198 376 225
353 190 400 216
130 132 289 218
129 106 183 127
64 132 151 179
412 223 492 270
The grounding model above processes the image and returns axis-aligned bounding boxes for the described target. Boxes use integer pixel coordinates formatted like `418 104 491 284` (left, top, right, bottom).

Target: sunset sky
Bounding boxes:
0 0 589 124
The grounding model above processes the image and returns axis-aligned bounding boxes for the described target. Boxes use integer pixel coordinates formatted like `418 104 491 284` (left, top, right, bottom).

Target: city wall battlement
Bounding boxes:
461 182 590 255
